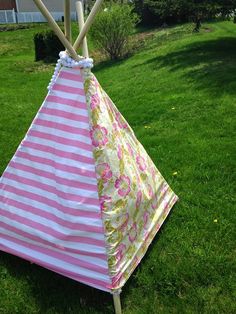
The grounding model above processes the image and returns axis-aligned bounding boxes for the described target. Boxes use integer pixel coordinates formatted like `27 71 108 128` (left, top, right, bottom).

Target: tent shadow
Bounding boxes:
93 58 127 73
137 36 236 96
0 209 176 313
0 252 112 313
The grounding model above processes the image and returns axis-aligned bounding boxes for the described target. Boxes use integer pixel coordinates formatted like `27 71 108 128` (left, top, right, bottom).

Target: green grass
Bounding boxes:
0 21 235 313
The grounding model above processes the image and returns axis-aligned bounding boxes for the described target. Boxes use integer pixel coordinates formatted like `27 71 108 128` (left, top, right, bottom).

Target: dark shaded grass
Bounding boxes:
0 21 235 313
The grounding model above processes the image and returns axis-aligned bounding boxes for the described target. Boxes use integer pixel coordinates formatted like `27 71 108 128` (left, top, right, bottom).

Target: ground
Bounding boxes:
0 21 235 313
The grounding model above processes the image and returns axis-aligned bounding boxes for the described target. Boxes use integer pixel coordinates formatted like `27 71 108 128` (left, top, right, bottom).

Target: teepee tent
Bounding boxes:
0 1 178 313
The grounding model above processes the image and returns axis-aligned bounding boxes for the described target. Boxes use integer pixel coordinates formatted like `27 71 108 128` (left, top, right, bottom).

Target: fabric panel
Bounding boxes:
0 67 111 292
83 69 178 292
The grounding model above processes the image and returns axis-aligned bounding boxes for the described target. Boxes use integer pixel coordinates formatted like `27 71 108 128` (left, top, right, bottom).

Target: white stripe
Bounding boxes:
45 101 88 117
0 227 108 268
56 77 84 89
37 112 89 129
24 136 94 160
15 156 97 185
61 67 82 75
3 178 100 212
1 190 101 226
0 237 109 281
30 123 91 145
20 146 96 174
0 216 106 254
0 202 103 240
0 227 107 268
6 167 99 199
50 89 86 102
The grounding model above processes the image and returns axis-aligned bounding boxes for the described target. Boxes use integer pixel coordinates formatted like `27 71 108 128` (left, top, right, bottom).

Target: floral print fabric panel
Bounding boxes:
82 69 178 292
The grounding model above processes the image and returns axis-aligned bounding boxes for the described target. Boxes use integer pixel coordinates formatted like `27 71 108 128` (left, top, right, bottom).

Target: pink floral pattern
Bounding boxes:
143 211 149 229
116 112 127 129
116 243 126 264
96 163 112 182
136 190 142 209
136 155 147 172
126 143 134 157
151 194 158 209
148 184 154 198
100 195 112 212
90 125 108 147
115 175 131 197
117 144 123 160
90 93 100 110
83 68 178 293
118 213 129 231
129 223 137 243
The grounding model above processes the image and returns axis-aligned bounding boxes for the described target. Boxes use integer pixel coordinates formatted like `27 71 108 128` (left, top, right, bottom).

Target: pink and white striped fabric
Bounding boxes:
0 67 112 292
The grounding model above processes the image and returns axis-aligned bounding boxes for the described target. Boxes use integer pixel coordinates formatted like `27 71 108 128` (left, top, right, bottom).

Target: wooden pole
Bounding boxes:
33 0 79 61
64 0 72 42
73 0 103 51
113 294 122 314
76 0 89 58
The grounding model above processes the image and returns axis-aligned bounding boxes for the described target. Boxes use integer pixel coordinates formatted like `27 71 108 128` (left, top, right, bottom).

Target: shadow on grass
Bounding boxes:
0 252 112 313
0 209 177 313
141 36 236 95
93 57 129 73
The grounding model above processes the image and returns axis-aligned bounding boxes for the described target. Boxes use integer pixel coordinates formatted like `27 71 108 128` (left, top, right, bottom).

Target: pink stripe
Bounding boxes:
59 70 83 83
52 83 84 95
0 232 108 275
0 220 105 259
111 272 123 288
0 220 104 256
34 118 90 137
0 221 79 259
0 241 110 290
4 172 100 206
46 95 87 110
16 151 96 178
0 196 102 234
0 208 104 246
23 141 94 164
40 107 89 123
29 130 92 151
9 161 97 192
1 184 100 219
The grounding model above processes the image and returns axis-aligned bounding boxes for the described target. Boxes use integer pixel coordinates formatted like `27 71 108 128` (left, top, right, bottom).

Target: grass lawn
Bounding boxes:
0 21 235 313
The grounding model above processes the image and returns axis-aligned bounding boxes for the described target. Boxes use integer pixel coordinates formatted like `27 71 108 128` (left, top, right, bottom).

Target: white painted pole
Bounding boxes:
73 0 103 51
15 0 19 12
64 0 72 42
12 9 16 23
76 1 89 58
33 0 79 61
4 10 7 24
113 294 122 314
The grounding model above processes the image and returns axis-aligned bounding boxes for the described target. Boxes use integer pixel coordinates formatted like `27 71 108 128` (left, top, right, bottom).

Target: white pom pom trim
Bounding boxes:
47 51 93 91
